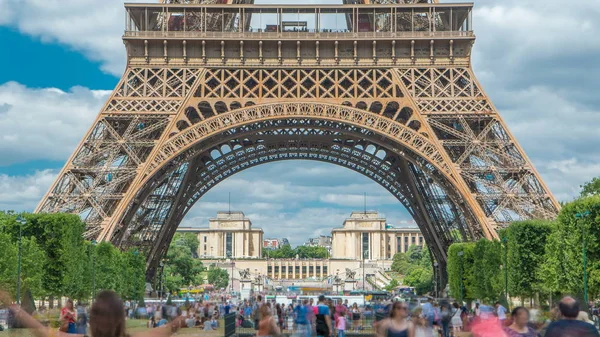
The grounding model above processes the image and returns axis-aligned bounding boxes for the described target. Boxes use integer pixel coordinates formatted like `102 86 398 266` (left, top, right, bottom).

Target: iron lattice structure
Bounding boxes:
37 0 559 278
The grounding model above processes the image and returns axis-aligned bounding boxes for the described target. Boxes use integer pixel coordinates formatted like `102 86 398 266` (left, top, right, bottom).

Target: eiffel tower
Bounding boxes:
37 0 559 278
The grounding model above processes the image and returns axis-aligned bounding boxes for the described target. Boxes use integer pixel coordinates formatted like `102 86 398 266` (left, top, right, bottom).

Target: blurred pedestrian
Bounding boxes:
60 299 77 333
503 307 538 337
545 296 599 337
375 301 414 337
1 290 182 337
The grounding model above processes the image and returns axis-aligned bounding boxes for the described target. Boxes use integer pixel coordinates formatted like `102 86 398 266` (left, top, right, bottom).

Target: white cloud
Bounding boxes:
178 162 413 245
319 193 396 207
0 0 148 76
0 0 340 76
462 0 600 202
538 159 600 202
0 82 109 166
0 170 58 211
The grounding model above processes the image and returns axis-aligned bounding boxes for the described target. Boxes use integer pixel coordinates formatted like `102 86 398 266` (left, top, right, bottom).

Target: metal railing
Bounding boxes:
224 312 237 337
123 30 474 39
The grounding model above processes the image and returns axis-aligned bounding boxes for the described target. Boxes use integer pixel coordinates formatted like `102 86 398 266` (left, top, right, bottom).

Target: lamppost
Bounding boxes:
15 215 25 305
91 240 97 302
159 261 165 305
228 254 234 293
433 262 439 298
362 253 366 290
501 236 508 308
457 251 464 302
576 210 591 307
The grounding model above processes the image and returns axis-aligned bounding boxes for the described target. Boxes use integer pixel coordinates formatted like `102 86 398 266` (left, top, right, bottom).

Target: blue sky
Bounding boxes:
0 0 599 245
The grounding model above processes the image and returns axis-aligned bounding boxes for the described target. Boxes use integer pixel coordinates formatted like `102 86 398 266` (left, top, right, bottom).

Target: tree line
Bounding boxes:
0 212 146 306
389 245 434 294
447 192 600 306
161 233 206 293
265 244 330 259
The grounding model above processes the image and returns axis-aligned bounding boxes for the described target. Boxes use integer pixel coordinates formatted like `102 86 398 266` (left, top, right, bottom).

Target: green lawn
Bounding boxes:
0 319 225 337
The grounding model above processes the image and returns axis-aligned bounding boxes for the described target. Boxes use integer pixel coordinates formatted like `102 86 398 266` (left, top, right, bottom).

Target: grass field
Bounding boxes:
0 319 225 337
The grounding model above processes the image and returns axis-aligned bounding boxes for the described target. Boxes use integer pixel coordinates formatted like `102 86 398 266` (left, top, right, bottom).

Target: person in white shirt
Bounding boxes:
495 301 507 324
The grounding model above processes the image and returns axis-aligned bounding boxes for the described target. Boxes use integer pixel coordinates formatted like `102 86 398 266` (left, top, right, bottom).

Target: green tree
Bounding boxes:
385 278 400 292
503 220 552 302
295 246 329 259
0 233 18 296
580 177 600 197
447 242 476 302
406 245 423 263
472 239 503 303
268 244 295 258
0 213 88 304
419 246 432 269
541 196 600 299
164 240 204 286
95 242 125 295
207 265 229 289
0 233 45 299
391 253 413 275
164 265 185 294
391 245 432 276
171 233 200 257
404 267 433 295
121 249 146 301
19 237 49 298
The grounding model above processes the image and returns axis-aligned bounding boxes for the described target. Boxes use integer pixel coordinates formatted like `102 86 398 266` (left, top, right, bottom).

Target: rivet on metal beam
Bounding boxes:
163 40 168 63
315 41 320 64
144 40 148 63
430 40 435 63
372 40 377 63
334 41 339 64
221 40 225 64
240 40 244 64
259 41 263 64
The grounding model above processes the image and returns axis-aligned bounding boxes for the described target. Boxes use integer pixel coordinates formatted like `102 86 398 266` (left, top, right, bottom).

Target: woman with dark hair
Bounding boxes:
450 302 462 334
60 299 76 334
504 307 539 337
275 303 284 330
375 301 414 337
0 290 182 337
351 303 360 332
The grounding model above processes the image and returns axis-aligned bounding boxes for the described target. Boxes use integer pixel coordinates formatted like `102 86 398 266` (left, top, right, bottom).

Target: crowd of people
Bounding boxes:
2 289 600 337
246 294 600 337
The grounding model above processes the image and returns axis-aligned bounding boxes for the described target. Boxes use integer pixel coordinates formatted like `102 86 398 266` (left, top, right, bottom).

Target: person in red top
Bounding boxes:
60 299 77 334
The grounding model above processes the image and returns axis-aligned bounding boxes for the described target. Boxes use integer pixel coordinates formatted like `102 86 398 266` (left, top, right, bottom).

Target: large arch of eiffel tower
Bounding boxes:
37 0 559 279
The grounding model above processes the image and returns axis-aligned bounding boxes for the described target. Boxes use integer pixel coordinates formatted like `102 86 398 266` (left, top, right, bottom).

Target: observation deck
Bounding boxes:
124 3 475 67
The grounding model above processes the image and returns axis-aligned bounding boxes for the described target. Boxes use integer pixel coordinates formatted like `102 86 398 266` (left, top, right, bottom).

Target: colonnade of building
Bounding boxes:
177 211 425 276
265 259 329 279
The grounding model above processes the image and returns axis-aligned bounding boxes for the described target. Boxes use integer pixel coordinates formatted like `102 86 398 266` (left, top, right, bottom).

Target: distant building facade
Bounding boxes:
331 211 424 260
177 211 263 258
263 238 280 249
176 210 424 286
305 235 332 248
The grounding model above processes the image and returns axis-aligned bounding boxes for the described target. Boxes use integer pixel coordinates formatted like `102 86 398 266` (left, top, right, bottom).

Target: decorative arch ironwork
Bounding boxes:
109 113 483 277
